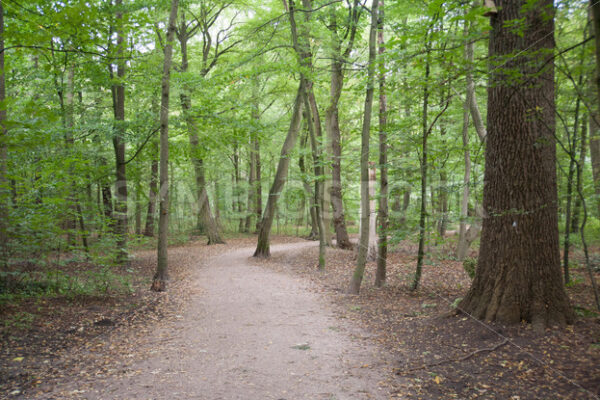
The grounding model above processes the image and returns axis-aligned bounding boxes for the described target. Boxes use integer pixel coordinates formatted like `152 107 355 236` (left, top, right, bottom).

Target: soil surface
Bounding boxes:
30 241 394 399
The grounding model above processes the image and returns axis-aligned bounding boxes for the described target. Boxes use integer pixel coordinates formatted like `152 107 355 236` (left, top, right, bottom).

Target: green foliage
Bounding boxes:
463 257 477 280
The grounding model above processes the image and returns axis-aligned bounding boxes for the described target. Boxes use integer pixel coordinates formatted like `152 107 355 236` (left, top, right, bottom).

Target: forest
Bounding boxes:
1 0 600 398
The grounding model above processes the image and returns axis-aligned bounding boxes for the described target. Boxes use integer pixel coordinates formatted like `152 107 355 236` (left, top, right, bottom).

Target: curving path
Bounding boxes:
44 242 393 399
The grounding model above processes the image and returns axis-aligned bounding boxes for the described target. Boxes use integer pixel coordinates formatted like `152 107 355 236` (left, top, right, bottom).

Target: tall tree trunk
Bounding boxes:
457 31 472 260
112 0 128 264
348 0 378 295
324 5 358 250
366 164 378 261
244 138 256 233
254 136 262 233
144 154 158 237
254 83 304 257
0 4 8 265
178 26 224 244
375 0 388 288
571 117 587 233
299 131 319 240
590 0 600 218
563 86 583 284
590 113 600 217
151 0 179 292
459 1 573 328
411 35 431 292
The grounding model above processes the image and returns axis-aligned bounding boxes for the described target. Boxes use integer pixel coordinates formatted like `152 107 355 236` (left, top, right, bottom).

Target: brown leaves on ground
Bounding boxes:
0 236 263 398
255 240 600 400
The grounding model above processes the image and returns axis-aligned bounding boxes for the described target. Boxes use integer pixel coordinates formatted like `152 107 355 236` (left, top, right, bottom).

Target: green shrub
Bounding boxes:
463 257 477 279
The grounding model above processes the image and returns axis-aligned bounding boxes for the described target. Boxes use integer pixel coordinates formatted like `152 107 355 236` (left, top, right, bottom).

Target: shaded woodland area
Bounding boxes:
2 0 600 398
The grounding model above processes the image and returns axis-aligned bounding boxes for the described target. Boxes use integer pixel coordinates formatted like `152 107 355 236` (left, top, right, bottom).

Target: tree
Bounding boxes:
151 0 179 292
0 3 7 266
458 1 573 328
348 0 378 295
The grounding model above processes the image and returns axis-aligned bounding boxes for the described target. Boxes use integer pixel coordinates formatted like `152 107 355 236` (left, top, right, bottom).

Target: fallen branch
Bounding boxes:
396 339 509 374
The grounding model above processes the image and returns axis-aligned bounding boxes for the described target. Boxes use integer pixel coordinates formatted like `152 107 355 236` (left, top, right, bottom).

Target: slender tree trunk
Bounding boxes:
563 89 583 284
571 116 587 232
437 169 448 237
591 114 600 217
411 33 432 292
144 141 159 237
112 0 128 264
0 4 8 264
375 0 388 288
254 136 262 232
366 164 378 261
457 57 472 260
303 92 326 269
348 0 378 295
254 82 304 257
459 1 573 328
325 8 355 250
244 139 255 233
299 131 319 239
151 0 178 292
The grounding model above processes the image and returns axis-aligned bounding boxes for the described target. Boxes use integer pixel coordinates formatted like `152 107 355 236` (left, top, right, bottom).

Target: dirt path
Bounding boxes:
42 242 394 399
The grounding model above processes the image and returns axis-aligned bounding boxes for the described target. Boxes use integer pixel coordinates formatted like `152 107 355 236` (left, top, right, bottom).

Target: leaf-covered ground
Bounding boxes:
255 240 600 399
1 235 599 399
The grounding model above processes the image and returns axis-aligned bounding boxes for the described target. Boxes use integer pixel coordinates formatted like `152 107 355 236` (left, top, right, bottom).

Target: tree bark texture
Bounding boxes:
459 1 573 327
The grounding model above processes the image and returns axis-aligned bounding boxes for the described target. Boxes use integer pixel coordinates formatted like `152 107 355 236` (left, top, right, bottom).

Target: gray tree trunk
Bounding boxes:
348 0 378 295
151 0 179 292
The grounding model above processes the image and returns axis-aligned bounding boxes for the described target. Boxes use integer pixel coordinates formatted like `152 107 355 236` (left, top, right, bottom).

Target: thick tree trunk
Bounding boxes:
348 0 378 295
459 1 573 328
375 0 388 288
151 0 178 292
254 83 304 257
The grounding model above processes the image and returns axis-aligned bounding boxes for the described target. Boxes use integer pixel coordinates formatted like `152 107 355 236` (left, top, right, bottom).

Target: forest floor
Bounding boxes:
1 235 599 399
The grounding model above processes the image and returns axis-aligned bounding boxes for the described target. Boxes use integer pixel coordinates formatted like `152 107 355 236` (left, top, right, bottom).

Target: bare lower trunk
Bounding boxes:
591 115 600 217
299 132 319 240
152 0 178 292
144 151 158 237
0 5 6 264
112 0 128 265
348 0 378 295
457 71 472 260
459 1 573 327
375 0 388 288
254 82 304 257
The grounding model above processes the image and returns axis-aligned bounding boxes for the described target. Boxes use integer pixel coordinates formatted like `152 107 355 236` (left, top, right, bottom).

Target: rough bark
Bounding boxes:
459 1 573 328
348 0 378 295
254 83 304 257
152 0 178 292
375 0 387 288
